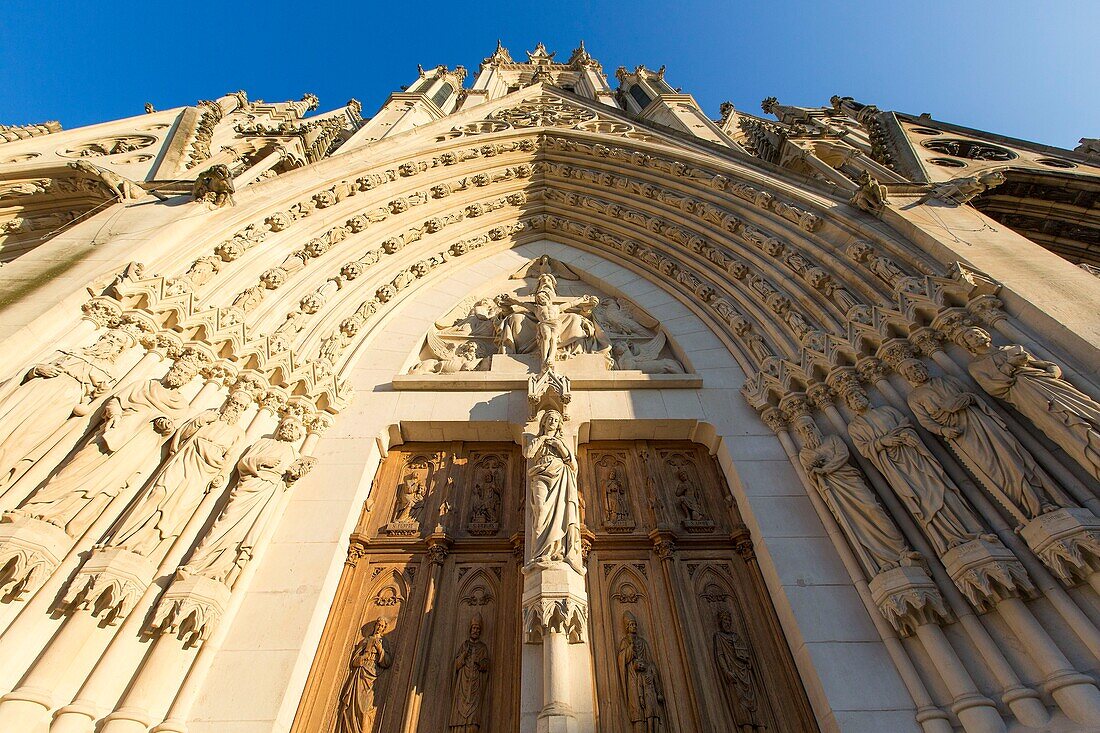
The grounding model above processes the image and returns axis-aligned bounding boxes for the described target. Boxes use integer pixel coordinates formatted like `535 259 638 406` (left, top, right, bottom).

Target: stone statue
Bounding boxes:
617 612 665 733
109 390 250 557
958 327 1100 482
612 333 685 374
897 359 1072 522
847 392 985 556
673 468 707 523
604 467 629 524
178 417 313 587
469 464 501 526
495 277 609 372
67 161 146 201
712 608 765 733
0 329 130 491
795 420 911 576
391 473 426 524
191 164 235 208
595 298 652 337
917 170 1006 206
13 359 196 538
336 617 392 733
449 613 490 732
849 170 889 215
409 336 482 375
525 409 583 574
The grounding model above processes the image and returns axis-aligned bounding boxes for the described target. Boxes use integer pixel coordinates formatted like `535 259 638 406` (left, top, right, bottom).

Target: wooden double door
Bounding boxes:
293 441 817 733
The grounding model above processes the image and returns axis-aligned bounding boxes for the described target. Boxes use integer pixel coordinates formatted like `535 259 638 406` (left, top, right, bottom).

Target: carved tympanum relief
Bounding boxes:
407 256 686 376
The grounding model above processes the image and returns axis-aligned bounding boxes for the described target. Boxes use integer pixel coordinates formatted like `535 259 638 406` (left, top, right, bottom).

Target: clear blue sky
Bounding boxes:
2 1 1096 150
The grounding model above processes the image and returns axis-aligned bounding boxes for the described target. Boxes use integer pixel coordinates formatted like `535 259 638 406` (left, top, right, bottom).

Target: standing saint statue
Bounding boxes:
336 617 392 733
795 419 911 577
604 467 629 524
0 328 131 491
898 359 1072 523
713 608 766 733
617 612 665 733
958 326 1100 482
449 613 490 732
847 392 984 556
13 359 196 538
673 468 708 522
391 473 426 524
109 389 250 557
178 417 313 587
525 409 584 574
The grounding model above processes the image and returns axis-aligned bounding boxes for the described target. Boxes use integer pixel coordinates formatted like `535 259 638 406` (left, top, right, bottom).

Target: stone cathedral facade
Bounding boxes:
0 39 1098 733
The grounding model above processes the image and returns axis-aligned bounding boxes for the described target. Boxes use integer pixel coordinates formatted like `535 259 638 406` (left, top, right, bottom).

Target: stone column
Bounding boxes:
520 370 595 733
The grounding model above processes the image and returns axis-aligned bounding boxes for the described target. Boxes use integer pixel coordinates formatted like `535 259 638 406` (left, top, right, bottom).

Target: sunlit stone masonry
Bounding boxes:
0 39 1098 733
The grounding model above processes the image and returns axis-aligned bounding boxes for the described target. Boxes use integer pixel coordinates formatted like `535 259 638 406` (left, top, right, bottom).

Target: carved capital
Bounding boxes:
1020 508 1100 586
759 407 786 434
908 327 943 357
942 537 1035 613
778 393 811 423
81 298 122 328
148 574 232 647
869 564 951 636
826 368 865 407
966 295 1007 325
807 383 834 411
523 596 588 644
59 547 157 623
876 339 916 369
855 357 888 384
649 529 677 561
426 531 451 566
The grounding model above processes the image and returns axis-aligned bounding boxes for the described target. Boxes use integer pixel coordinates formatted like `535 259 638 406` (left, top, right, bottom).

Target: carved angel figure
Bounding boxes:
595 297 653 336
408 335 482 375
612 333 686 374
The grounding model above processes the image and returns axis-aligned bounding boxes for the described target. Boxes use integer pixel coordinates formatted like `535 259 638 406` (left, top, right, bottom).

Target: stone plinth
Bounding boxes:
943 537 1035 612
1020 508 1100 585
521 564 594 733
869 564 951 636
0 512 70 599
62 546 158 622
383 520 420 536
149 574 231 647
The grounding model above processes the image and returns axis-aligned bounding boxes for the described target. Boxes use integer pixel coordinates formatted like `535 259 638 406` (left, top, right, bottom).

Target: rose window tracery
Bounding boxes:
922 138 1016 161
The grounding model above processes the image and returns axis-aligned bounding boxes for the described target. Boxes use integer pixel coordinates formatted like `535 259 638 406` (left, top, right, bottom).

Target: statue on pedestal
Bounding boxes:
14 359 195 538
109 389 250 557
525 409 583 574
449 613 490 732
617 611 665 733
846 392 984 556
336 617 392 733
958 327 1100 482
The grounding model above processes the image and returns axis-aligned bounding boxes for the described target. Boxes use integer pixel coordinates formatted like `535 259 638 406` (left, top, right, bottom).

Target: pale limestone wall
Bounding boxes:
187 242 917 733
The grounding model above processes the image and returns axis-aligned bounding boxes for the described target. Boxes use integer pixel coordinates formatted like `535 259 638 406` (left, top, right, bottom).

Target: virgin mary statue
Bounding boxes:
525 409 584 574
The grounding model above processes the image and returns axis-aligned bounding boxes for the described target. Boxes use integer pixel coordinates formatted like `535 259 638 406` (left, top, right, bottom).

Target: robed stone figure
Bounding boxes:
449 613 489 732
178 417 310 587
336 617 392 733
0 330 129 491
617 612 665 733
109 390 250 557
796 423 909 576
848 395 984 556
898 359 1071 522
525 409 584 574
959 327 1100 481
14 360 194 538
713 608 765 733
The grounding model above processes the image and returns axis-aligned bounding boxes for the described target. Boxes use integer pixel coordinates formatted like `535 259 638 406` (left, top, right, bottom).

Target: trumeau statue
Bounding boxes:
846 391 985 556
525 409 584 574
407 257 685 376
713 608 765 733
617 612 665 733
178 417 313 587
795 419 912 577
336 617 392 733
0 328 131 491
958 326 1100 482
12 359 197 538
449 613 490 732
109 390 250 557
897 359 1073 522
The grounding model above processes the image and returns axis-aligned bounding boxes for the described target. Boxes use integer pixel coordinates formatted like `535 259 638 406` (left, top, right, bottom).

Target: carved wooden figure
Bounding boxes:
448 612 489 732
713 608 765 733
617 611 665 733
336 617 392 733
